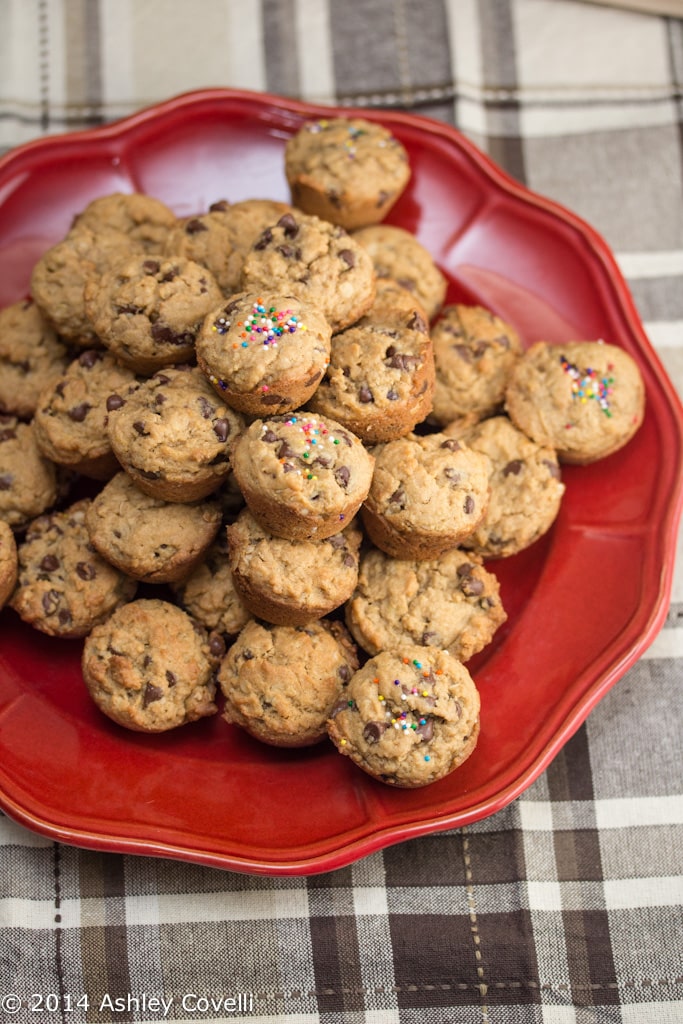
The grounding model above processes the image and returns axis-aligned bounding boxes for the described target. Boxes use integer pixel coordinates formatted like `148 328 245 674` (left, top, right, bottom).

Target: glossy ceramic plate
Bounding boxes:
1 89 681 875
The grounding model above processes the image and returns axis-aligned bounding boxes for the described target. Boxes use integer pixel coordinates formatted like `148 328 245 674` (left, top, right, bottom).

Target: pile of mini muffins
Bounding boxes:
0 116 646 789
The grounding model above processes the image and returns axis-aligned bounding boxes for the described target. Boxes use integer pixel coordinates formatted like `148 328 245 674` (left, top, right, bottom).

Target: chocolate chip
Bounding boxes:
151 323 194 346
198 396 215 419
440 439 461 451
330 697 351 717
358 385 373 403
343 553 356 568
58 608 72 626
338 664 352 683
78 349 101 368
106 394 125 412
326 190 342 208
213 418 230 442
543 459 561 480
0 473 12 490
389 488 406 508
42 589 60 616
166 670 177 687
185 218 208 234
67 402 90 422
276 244 297 259
337 431 353 447
277 213 299 237
209 199 230 213
262 392 285 405
160 267 179 283
376 190 390 207
339 249 355 268
208 633 226 659
422 631 438 645
142 260 160 275
133 420 148 435
416 717 434 741
461 576 484 597
115 303 144 316
503 459 523 477
278 441 296 459
138 468 161 480
363 721 386 743
143 683 164 706
39 554 59 572
444 468 461 484
262 429 279 443
386 389 399 400
328 533 346 549
334 466 350 489
464 495 475 514
76 562 96 581
453 344 473 363
254 228 273 250
456 562 474 577
407 311 428 333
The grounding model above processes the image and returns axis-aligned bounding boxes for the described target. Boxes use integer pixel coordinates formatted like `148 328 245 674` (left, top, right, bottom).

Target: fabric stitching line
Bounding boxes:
38 0 50 132
461 825 490 1022
253 977 683 998
391 0 413 102
52 842 68 1024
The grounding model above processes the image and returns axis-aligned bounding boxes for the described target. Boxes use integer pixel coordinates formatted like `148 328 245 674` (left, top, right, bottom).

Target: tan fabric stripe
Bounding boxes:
63 0 102 123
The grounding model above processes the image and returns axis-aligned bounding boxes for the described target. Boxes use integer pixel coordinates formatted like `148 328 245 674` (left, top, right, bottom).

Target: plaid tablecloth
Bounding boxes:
1 1 682 1021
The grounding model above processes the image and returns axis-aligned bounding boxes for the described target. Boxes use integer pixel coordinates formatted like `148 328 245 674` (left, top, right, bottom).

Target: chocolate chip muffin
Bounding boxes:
163 198 292 295
307 281 434 442
284 116 411 229
0 416 61 530
230 413 375 540
0 519 17 608
81 598 218 732
327 645 480 788
227 507 362 625
10 499 137 638
84 255 223 374
106 365 245 502
170 530 252 640
0 299 70 420
30 225 136 347
85 471 223 584
32 349 139 480
505 339 646 464
429 304 523 425
71 191 176 253
361 433 490 559
345 546 507 662
241 211 376 333
196 291 332 416
218 617 359 747
444 414 565 558
352 224 447 321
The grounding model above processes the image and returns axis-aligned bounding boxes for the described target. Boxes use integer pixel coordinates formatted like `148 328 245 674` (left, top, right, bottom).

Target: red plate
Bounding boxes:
1 89 681 875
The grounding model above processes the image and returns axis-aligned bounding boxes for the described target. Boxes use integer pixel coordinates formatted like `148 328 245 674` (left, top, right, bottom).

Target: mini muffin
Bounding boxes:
352 224 447 320
30 225 136 346
170 531 252 640
361 433 490 559
106 366 245 502
85 471 223 584
241 211 376 333
327 645 480 788
0 417 61 530
0 519 18 608
0 299 70 420
196 291 332 415
505 339 646 464
84 255 223 373
230 413 375 540
307 282 434 442
444 414 565 558
429 304 523 424
163 198 292 295
218 618 359 747
10 499 137 638
71 192 176 253
345 546 507 662
32 349 138 480
227 508 362 626
284 116 411 229
81 598 218 732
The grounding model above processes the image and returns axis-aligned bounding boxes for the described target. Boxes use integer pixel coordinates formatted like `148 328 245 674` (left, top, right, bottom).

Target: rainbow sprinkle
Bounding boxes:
213 300 306 347
560 354 614 416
